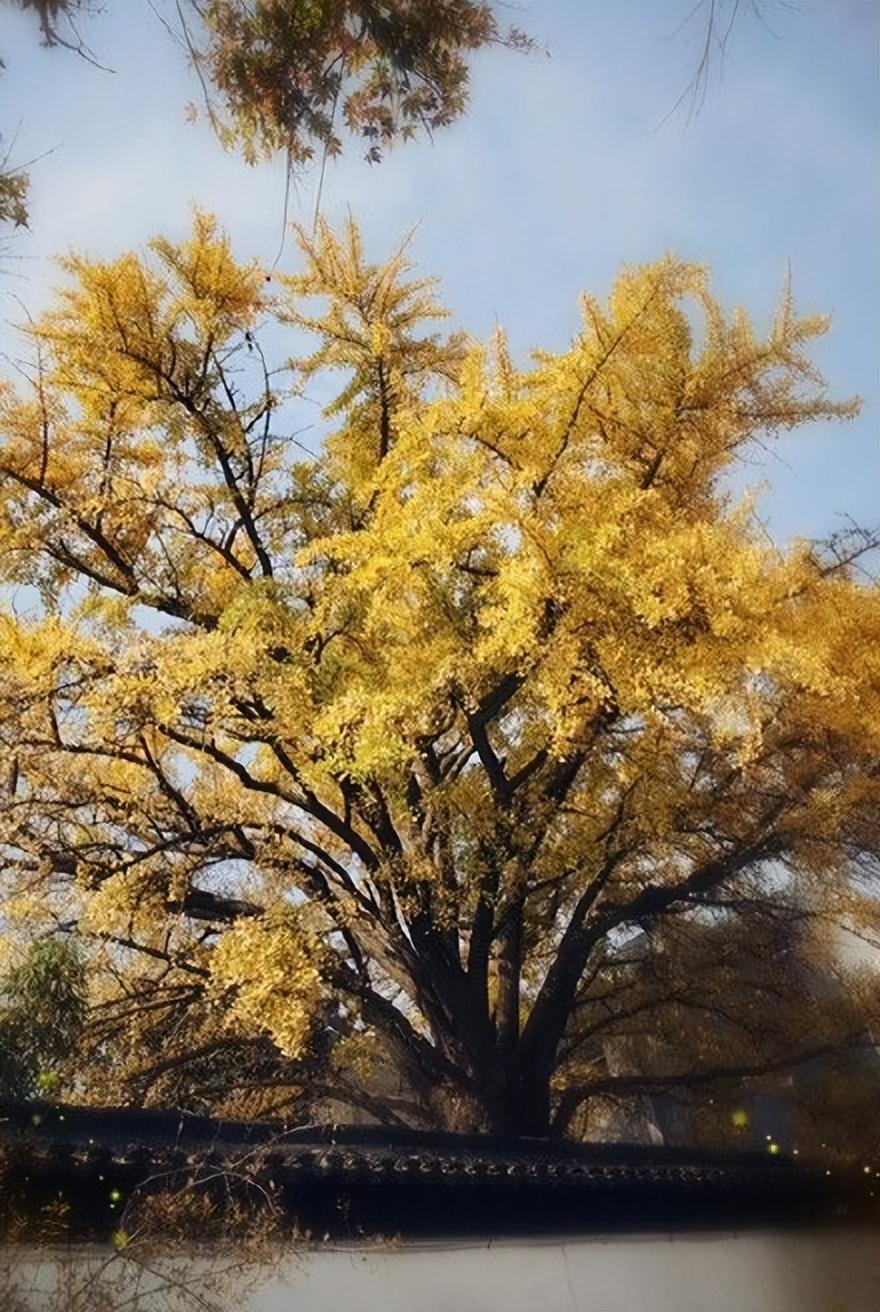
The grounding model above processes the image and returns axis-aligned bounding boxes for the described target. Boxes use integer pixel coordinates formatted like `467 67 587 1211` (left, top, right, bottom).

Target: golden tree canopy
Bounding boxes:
0 214 877 1135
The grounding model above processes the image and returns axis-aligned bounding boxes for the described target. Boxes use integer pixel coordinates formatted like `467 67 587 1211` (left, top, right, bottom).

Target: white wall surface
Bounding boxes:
5 1229 879 1312
254 1231 880 1312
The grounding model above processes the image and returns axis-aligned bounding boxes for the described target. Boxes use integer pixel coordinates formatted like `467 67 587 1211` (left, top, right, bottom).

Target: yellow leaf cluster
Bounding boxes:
210 906 326 1058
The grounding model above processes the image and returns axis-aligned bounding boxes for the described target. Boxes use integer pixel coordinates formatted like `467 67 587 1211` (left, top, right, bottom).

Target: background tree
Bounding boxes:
3 2 794 229
0 1 93 226
0 215 877 1136
0 938 85 1098
671 0 795 122
565 910 880 1158
187 0 528 166
1 0 525 227
0 153 29 229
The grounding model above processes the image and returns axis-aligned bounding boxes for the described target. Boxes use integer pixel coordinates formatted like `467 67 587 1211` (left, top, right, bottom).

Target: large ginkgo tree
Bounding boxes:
0 216 877 1135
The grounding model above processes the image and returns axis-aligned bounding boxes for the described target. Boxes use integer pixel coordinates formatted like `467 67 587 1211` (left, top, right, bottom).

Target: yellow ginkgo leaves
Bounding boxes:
0 214 876 1136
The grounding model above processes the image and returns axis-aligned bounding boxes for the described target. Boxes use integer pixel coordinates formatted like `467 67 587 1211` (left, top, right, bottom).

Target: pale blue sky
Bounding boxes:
1 0 877 546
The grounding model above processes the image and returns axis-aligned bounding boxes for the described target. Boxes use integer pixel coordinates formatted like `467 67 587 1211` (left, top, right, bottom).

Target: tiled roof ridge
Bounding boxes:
0 1098 838 1183
2 1100 876 1241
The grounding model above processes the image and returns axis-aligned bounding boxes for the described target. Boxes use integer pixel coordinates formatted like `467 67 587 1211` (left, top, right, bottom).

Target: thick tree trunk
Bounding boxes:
482 1067 553 1138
